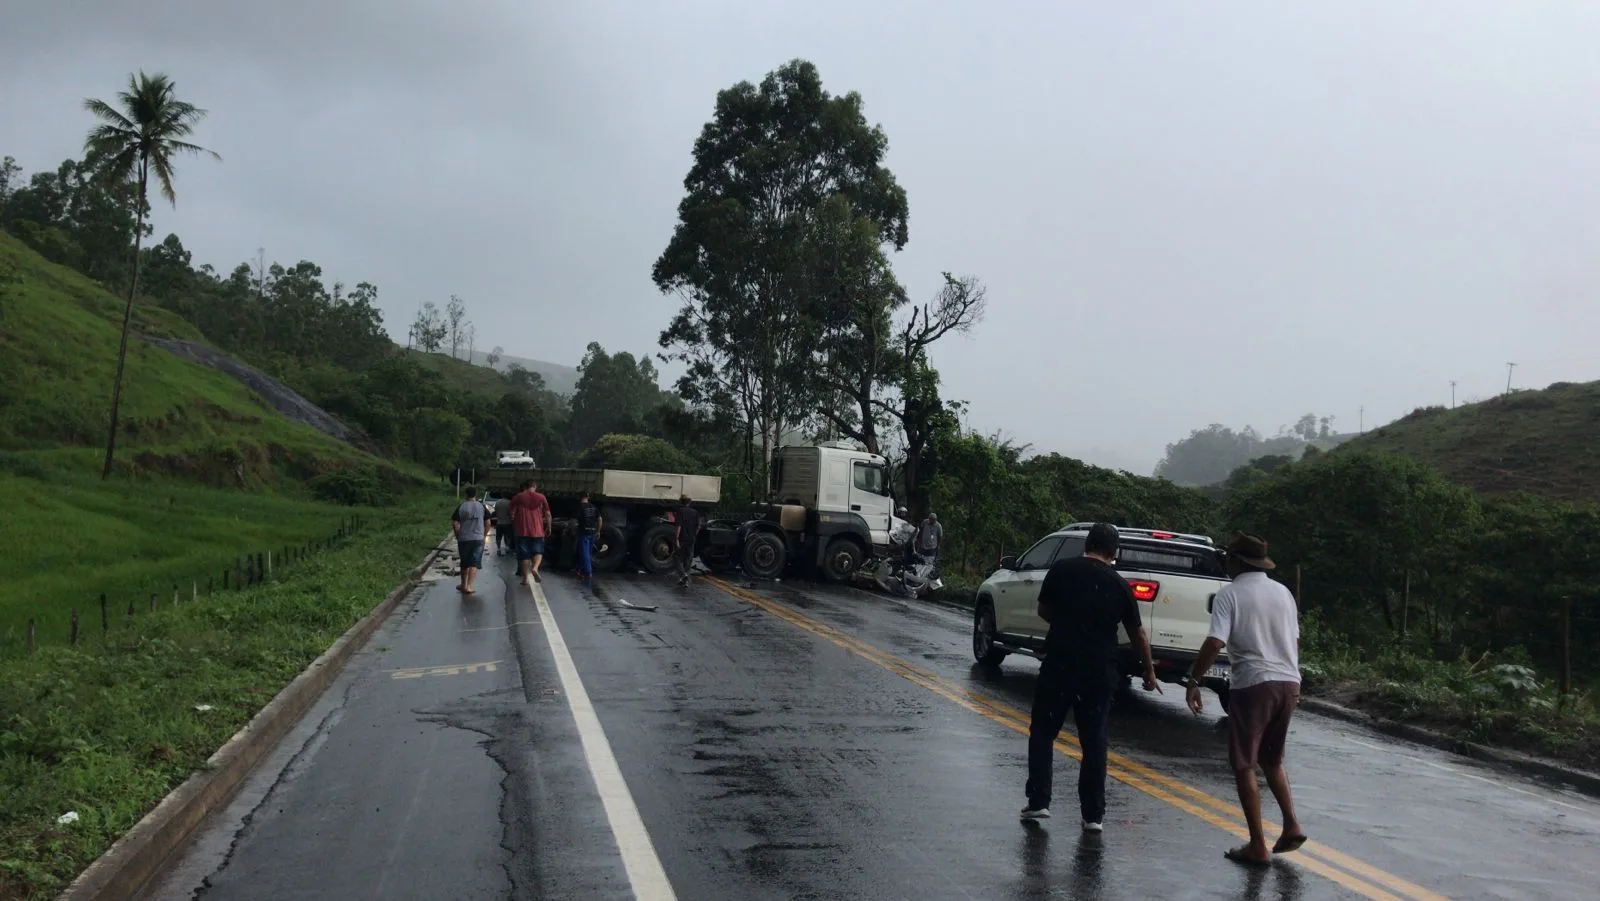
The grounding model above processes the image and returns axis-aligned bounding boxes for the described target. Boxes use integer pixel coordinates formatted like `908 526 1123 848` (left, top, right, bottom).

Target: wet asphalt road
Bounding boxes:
145 548 1600 901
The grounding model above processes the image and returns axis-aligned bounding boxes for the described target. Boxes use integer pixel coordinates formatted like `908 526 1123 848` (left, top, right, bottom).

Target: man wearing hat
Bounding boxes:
1184 532 1307 867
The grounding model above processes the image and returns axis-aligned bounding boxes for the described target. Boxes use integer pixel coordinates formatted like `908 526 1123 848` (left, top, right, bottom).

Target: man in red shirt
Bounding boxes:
508 480 552 585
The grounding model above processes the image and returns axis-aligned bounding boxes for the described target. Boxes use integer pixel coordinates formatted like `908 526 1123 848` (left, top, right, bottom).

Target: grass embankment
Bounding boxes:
1299 617 1600 773
0 467 379 656
0 234 376 476
0 498 443 899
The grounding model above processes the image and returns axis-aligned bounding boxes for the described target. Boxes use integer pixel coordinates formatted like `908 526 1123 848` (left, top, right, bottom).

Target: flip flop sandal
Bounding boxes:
1225 847 1271 867
1273 835 1308 854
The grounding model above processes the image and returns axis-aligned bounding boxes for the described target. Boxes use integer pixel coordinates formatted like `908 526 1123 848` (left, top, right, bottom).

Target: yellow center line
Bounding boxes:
705 577 1446 901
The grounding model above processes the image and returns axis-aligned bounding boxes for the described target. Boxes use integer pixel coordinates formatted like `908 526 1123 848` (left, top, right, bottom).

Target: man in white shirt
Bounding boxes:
1184 532 1307 867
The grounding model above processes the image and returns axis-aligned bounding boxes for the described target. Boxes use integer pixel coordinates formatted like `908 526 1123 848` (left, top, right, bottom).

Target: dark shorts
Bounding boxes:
516 536 546 561
1228 680 1300 771
457 540 484 569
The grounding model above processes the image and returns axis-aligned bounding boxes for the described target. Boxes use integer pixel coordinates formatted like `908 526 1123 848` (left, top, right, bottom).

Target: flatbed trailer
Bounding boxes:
480 467 721 573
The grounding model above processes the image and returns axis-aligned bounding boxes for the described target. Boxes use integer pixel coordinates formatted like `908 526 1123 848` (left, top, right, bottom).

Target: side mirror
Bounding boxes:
999 555 1018 571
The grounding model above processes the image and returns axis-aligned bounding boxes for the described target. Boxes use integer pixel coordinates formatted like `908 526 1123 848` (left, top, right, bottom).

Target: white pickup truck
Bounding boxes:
496 450 536 468
971 523 1235 711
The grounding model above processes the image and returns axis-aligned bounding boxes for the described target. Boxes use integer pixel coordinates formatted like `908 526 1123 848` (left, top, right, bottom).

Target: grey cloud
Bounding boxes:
5 1 1600 474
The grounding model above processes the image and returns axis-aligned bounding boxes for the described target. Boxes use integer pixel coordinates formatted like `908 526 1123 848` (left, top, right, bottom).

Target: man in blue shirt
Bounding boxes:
575 490 603 585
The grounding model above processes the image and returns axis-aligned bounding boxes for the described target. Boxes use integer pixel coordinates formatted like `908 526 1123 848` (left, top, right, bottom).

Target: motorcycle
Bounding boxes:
857 549 943 600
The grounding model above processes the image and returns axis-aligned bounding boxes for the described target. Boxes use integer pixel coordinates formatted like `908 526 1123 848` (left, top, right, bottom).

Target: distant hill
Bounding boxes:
485 352 579 396
1339 381 1600 503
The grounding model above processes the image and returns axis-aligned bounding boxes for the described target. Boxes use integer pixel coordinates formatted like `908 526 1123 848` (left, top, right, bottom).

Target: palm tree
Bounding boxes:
84 72 219 479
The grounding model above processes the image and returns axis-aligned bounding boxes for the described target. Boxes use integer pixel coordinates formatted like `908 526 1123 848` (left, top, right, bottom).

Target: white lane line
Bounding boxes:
1341 736 1587 812
529 580 677 901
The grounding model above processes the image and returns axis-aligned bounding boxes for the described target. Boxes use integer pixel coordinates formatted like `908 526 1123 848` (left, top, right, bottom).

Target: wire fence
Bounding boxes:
10 514 368 659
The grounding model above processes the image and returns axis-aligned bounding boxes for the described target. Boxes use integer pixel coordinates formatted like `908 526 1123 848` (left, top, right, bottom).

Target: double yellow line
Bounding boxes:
704 576 1448 901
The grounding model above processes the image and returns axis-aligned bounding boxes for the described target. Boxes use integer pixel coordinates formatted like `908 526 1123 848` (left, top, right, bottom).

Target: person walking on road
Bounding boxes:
672 494 701 588
917 512 943 564
451 486 489 595
509 480 552 585
1022 522 1161 831
575 490 603 585
494 492 514 556
1184 532 1307 866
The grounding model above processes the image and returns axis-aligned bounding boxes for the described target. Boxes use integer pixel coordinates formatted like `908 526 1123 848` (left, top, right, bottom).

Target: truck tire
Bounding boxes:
821 538 864 583
973 600 1008 666
1213 683 1231 715
742 531 786 580
593 524 627 573
637 522 678 574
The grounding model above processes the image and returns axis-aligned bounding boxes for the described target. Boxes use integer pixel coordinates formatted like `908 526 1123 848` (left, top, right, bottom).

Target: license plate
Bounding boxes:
1206 663 1230 681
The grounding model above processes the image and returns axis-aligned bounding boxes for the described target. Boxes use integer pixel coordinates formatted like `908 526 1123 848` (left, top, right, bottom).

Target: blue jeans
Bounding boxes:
577 532 595 576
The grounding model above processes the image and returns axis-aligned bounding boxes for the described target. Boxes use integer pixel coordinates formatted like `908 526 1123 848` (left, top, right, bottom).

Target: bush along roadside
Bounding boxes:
1298 612 1600 775
0 499 442 900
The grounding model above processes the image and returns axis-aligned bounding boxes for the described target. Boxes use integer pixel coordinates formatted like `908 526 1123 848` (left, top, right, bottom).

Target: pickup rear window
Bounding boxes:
1116 541 1226 579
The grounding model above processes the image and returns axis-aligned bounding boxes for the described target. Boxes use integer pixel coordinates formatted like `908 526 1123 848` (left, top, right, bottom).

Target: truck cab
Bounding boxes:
733 443 894 581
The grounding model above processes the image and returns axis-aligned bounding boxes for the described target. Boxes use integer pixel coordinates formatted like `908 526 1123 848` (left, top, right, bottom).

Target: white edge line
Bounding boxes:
530 581 678 901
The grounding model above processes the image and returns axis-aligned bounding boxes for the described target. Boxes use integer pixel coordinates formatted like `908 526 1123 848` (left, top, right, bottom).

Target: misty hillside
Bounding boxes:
482 351 579 396
1340 381 1600 503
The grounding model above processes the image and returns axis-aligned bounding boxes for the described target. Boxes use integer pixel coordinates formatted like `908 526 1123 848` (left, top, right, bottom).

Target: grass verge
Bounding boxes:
1300 613 1599 773
0 467 386 658
0 496 443 899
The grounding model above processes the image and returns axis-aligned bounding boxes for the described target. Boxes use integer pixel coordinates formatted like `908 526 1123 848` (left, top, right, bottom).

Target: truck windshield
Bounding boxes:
1116 541 1226 579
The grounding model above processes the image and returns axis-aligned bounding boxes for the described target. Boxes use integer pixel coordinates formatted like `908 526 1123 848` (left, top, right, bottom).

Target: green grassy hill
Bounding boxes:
1339 381 1600 503
401 347 518 400
0 234 422 654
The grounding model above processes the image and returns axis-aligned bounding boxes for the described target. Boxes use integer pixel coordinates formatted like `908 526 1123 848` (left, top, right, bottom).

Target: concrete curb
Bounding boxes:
1297 696 1600 799
57 539 450 901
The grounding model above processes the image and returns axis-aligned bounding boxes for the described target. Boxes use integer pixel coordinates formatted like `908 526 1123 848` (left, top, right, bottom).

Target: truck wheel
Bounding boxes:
742 531 786 580
637 522 678 574
973 601 1008 666
821 538 864 583
593 524 627 573
1214 684 1231 715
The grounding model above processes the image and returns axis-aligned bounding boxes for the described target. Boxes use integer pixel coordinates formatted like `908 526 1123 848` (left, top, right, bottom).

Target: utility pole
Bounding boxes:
1505 362 1517 395
1450 380 1457 409
1359 406 1364 434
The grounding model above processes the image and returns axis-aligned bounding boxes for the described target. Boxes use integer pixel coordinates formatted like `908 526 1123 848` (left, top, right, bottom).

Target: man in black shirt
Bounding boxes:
673 495 701 587
1023 523 1161 831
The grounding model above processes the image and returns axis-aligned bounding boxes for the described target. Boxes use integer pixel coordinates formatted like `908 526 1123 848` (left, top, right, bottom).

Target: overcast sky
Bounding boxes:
6 1 1600 473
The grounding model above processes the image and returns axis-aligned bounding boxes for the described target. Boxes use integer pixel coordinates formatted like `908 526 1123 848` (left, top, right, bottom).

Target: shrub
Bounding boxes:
309 467 393 507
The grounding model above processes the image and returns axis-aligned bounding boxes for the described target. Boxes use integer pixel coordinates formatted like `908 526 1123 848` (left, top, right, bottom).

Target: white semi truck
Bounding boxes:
700 442 896 581
482 442 897 581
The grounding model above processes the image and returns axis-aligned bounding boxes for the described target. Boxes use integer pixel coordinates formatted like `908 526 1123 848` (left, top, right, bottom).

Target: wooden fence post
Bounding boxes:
100 594 108 636
126 599 135 621
27 619 35 655
1560 597 1572 696
267 549 273 580
173 583 180 607
149 592 157 613
71 610 79 646
1401 571 1410 638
